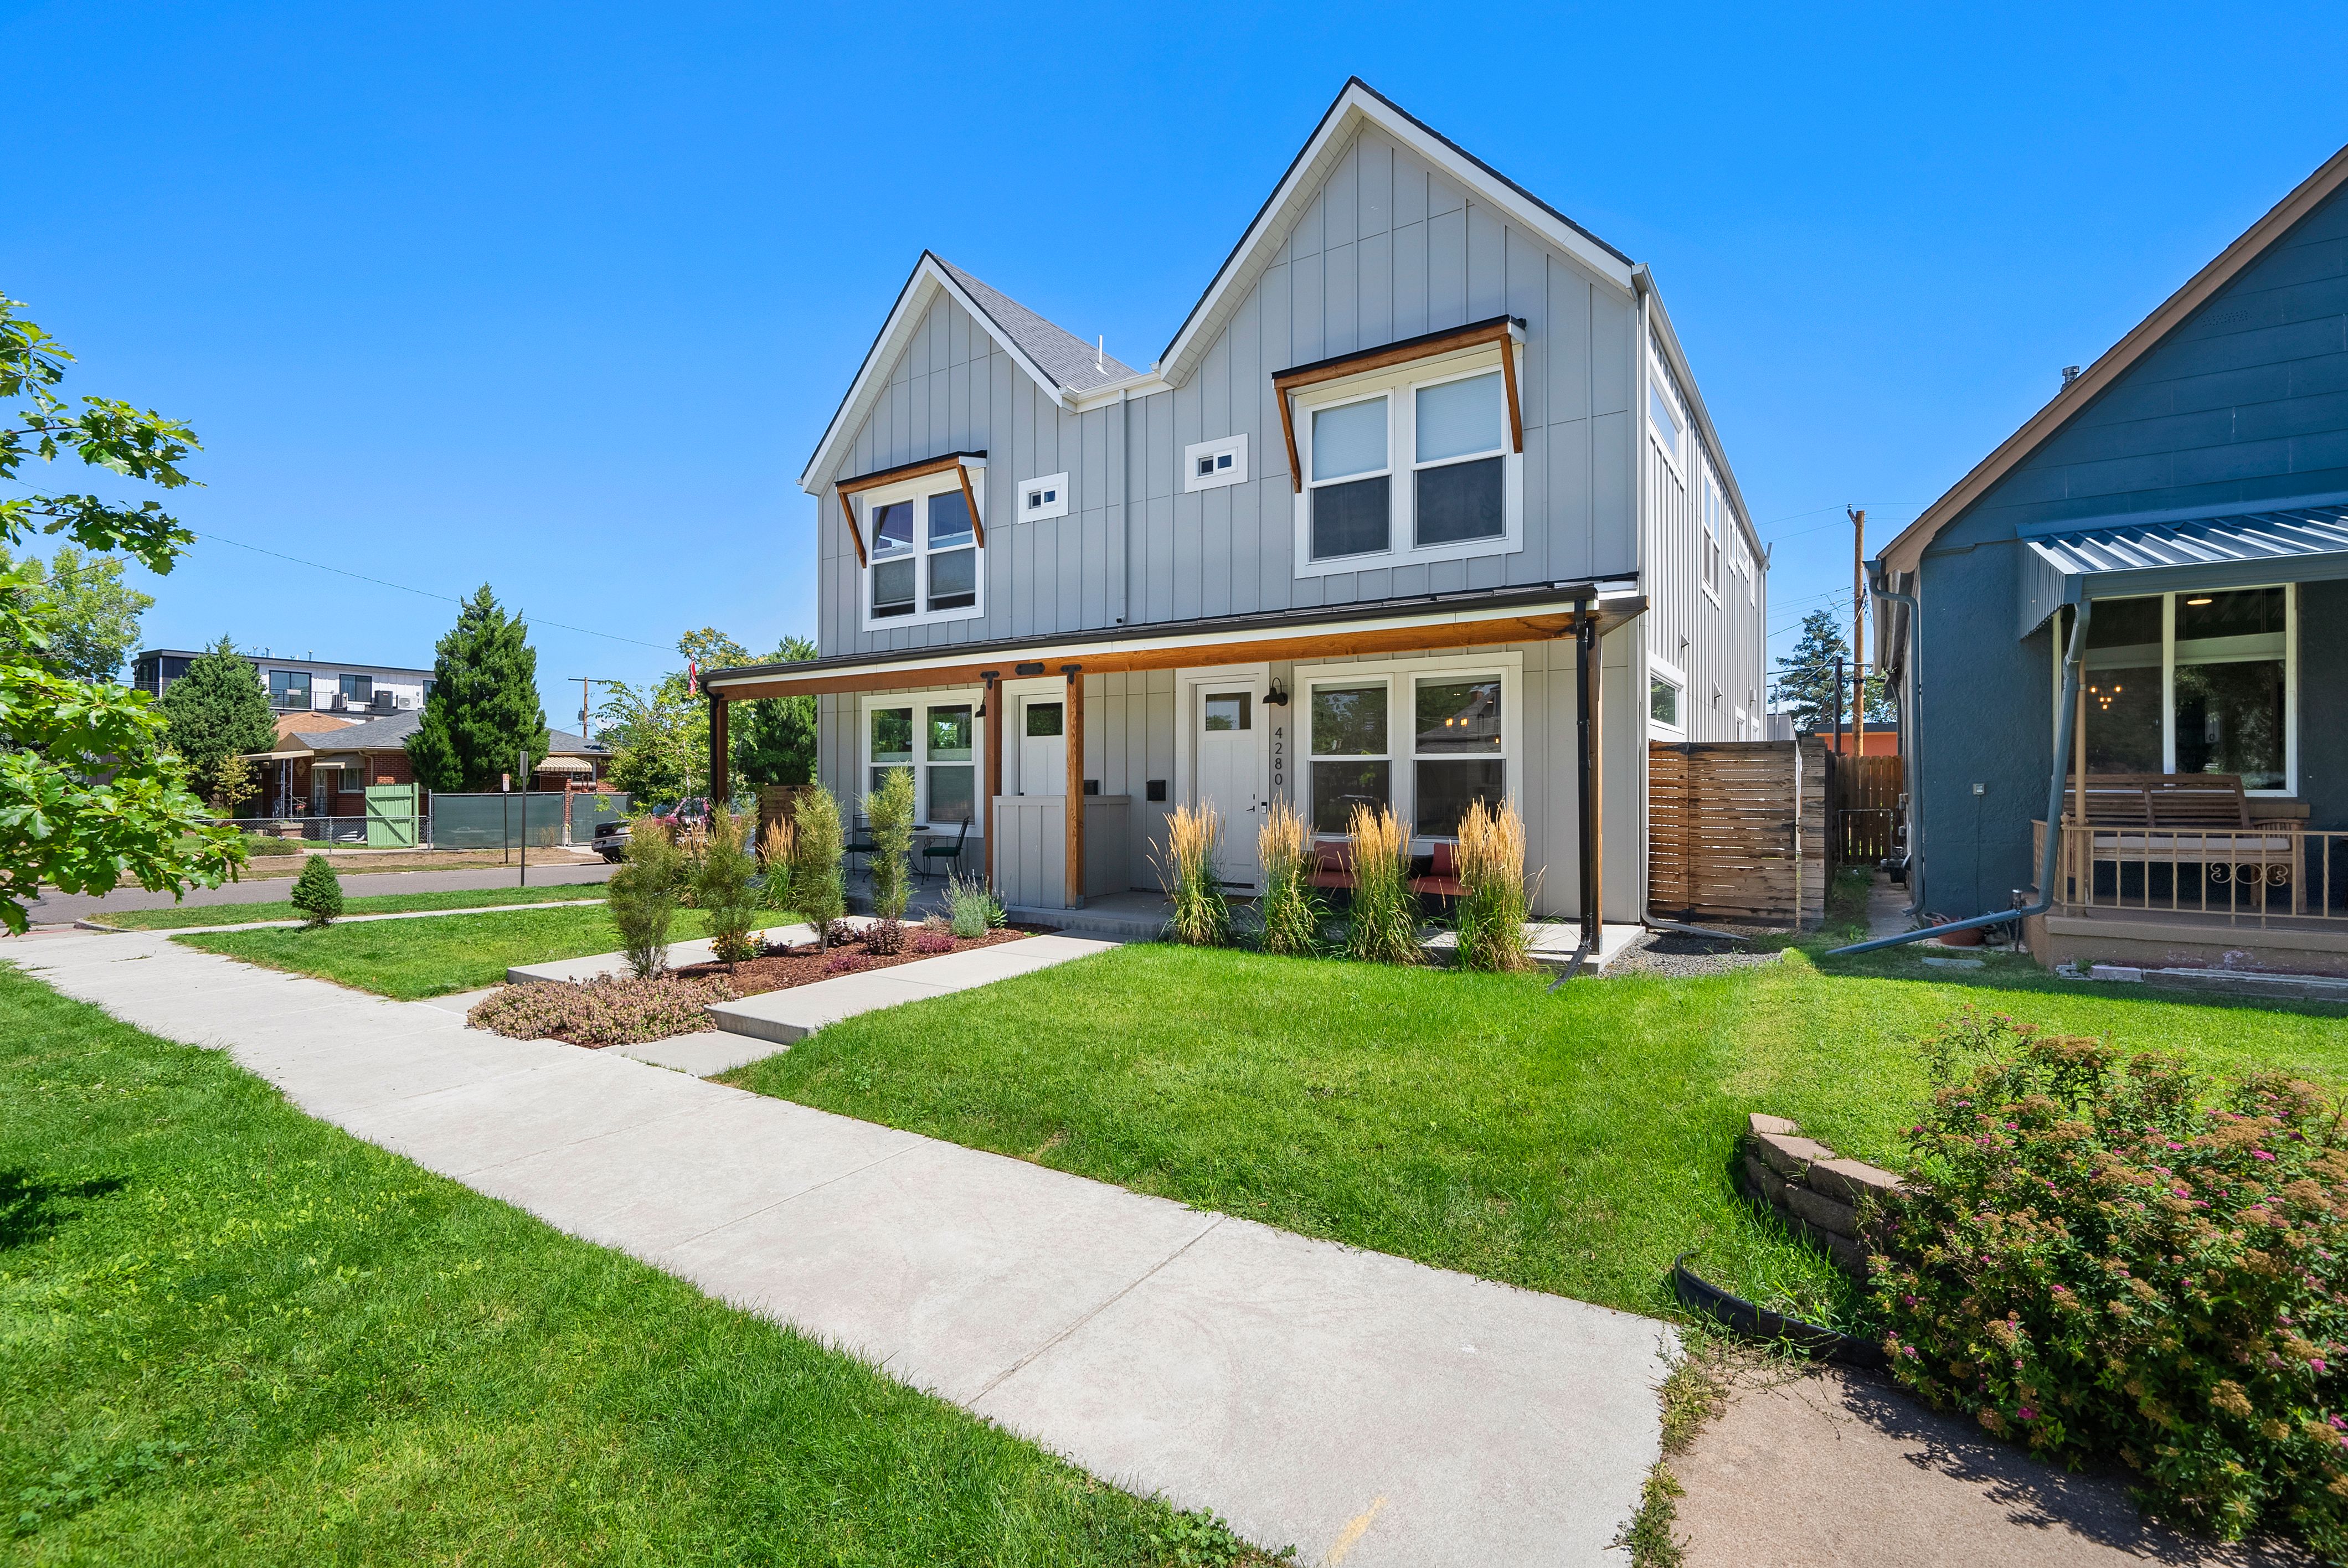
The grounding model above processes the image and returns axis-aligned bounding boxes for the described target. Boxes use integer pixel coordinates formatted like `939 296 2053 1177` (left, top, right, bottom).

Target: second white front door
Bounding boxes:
1195 685 1264 888
1018 697 1065 795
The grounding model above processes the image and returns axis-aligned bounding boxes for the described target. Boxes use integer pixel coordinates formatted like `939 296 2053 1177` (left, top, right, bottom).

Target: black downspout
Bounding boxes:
1828 594 2092 956
1551 596 1601 989
1870 562 1925 920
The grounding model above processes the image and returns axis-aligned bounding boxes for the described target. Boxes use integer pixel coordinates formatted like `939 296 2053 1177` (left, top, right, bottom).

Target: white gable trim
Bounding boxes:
799 252 1073 495
1156 79 1637 388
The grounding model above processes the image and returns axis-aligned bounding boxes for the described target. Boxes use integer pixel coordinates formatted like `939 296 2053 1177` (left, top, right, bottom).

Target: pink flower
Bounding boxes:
2315 1360 2330 1374
2254 1150 2277 1161
2017 1407 2035 1421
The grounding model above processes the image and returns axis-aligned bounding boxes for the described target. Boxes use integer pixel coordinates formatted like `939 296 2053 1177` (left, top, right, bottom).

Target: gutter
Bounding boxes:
1826 594 2093 957
1869 561 1923 919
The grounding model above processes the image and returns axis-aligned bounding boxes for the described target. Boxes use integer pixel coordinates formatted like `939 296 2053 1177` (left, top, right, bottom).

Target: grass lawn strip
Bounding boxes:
0 965 1278 1564
724 935 2348 1332
93 883 611 931
174 905 716 1000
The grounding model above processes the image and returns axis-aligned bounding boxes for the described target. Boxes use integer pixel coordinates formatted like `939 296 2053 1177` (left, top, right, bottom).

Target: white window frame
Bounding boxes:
1290 344 1524 577
1647 653 1687 740
2050 584 2298 796
856 467 986 633
1698 466 1724 607
1185 434 1248 492
1292 651 1523 844
1019 471 1069 520
856 689 986 830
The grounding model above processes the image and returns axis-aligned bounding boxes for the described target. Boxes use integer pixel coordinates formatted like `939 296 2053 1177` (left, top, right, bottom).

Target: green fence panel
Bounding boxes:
364 785 419 848
429 791 630 850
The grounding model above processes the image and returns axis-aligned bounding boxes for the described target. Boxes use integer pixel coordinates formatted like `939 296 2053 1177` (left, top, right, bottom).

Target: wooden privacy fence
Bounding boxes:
1648 738 1828 929
1829 753 1904 863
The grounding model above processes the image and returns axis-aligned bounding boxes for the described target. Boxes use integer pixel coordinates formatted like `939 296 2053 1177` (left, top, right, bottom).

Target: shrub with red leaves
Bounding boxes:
864 918 905 957
467 973 735 1048
823 952 867 974
1874 1006 2348 1554
912 930 955 955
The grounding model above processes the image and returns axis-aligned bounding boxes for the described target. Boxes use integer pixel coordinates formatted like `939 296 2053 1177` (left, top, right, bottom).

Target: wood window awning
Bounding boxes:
703 586 1645 701
1271 316 1525 493
832 450 988 567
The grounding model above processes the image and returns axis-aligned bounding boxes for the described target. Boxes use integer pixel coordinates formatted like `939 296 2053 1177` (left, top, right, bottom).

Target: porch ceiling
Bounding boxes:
2017 502 2348 636
707 585 1646 700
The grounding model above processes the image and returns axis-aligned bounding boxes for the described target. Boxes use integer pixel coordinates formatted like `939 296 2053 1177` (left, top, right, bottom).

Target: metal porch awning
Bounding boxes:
2018 503 2348 636
533 756 595 774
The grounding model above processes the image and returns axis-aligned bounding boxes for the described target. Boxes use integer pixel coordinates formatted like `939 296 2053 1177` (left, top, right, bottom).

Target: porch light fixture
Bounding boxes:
1264 678 1290 706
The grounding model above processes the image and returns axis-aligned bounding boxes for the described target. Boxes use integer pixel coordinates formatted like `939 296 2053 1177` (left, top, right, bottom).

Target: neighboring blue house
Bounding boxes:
1875 143 2348 975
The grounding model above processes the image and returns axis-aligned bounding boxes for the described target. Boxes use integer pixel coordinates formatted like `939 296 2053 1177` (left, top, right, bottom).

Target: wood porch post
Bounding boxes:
1063 664 1084 907
982 672 1002 886
708 692 728 806
1575 604 1603 943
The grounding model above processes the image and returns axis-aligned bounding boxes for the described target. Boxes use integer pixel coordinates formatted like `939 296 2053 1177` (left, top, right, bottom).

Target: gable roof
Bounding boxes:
279 706 601 758
1883 141 2348 576
797 253 1132 491
1155 78 1635 387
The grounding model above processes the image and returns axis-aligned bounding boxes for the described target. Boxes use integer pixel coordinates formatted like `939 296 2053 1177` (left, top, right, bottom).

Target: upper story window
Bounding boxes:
843 458 987 632
1700 471 1723 604
1647 384 1681 467
1276 318 1525 580
340 673 374 705
269 669 312 710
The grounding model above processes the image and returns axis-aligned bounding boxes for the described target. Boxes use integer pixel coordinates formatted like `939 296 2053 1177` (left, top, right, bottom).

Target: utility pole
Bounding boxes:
569 676 621 744
1848 507 1867 759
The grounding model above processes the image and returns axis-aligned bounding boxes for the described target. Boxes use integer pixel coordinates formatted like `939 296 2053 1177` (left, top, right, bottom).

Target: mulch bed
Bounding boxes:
670 924 1044 998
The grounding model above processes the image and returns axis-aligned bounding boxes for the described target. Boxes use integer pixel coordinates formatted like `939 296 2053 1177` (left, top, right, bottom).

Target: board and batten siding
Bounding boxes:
816 123 1643 660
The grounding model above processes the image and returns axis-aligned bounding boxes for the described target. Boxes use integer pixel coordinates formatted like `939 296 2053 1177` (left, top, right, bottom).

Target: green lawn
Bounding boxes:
723 936 2348 1331
0 965 1274 1564
173 905 719 999
97 883 609 931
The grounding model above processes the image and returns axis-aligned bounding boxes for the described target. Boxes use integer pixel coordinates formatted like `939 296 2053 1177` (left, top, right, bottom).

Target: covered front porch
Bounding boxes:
706 584 1647 941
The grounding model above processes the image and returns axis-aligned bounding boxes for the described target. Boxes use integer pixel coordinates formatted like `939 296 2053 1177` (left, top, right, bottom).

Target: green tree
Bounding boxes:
0 541 151 681
595 627 765 804
407 585 551 792
865 765 916 920
734 634 817 786
1772 608 1892 734
290 854 343 926
158 636 276 808
0 293 241 932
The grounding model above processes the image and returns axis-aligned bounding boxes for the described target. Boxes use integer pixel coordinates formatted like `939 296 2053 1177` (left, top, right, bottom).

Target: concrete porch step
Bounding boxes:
2086 963 2348 1003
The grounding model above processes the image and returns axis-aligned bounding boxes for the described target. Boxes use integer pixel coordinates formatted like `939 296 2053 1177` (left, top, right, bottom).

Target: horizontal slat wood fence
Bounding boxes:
1648 739 1827 929
1830 754 1904 863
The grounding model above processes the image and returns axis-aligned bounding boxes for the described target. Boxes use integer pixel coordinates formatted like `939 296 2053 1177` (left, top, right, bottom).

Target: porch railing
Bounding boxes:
2032 820 2347 925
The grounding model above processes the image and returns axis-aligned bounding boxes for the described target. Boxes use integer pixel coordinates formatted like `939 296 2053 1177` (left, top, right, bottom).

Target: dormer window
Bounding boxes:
839 454 987 631
1276 317 1525 578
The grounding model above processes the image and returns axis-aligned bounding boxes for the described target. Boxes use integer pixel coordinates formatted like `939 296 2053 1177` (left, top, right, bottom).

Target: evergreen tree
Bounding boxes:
406 585 550 792
1773 608 1892 734
158 635 276 807
734 634 817 786
290 853 343 926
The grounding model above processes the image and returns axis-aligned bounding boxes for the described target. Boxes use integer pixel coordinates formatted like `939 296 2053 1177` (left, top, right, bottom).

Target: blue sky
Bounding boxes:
9 1 2347 719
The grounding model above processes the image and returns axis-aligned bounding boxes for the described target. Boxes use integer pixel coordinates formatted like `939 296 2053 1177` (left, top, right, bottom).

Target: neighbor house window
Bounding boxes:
863 694 983 824
269 669 312 710
1308 682 1391 833
1293 346 1522 575
857 467 985 630
339 673 373 705
2063 586 2295 792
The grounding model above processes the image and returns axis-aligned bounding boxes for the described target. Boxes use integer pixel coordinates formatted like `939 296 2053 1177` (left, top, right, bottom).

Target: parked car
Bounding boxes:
594 798 718 863
591 818 631 863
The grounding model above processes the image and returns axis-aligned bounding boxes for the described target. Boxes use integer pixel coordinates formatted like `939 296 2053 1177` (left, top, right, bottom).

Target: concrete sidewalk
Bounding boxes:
28 859 614 925
7 930 1673 1566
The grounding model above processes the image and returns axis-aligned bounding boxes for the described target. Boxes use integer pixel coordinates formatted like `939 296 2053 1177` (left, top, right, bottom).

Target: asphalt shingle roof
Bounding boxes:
934 257 1136 395
296 708 600 756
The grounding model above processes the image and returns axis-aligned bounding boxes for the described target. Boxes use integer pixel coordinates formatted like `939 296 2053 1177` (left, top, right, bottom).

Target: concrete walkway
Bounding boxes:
7 928 1672 1566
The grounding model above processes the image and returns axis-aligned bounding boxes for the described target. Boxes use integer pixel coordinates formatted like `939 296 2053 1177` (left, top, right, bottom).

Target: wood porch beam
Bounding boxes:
1576 604 1603 942
1063 664 1084 908
1271 316 1525 493
708 690 729 807
982 671 1003 886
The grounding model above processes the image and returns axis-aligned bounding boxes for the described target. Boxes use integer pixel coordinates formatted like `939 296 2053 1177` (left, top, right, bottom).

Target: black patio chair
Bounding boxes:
919 816 971 883
844 812 879 873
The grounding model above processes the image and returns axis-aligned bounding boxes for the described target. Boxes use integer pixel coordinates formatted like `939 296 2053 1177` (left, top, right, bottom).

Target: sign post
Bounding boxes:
518 749 529 888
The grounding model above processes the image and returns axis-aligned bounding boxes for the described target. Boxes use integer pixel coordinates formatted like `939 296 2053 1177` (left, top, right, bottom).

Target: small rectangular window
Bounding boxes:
1018 471 1069 520
1203 693 1250 732
1183 435 1248 492
871 500 914 554
1649 384 1680 462
1650 675 1680 728
1025 702 1063 739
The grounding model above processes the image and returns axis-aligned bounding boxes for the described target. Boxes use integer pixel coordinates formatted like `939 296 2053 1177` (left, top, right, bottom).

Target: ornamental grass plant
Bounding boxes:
943 870 1003 937
1160 803 1230 947
1452 800 1532 973
758 816 795 913
790 785 847 933
1874 1006 2348 1557
1255 798 1321 958
866 766 916 920
1342 803 1418 965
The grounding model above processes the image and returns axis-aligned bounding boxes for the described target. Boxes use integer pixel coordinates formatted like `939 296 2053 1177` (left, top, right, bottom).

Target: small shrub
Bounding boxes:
468 973 736 1047
823 917 857 948
823 952 867 975
694 809 762 967
921 912 953 935
242 832 300 857
1874 1007 2348 1556
864 917 905 957
943 870 1002 938
1342 804 1418 964
790 786 847 930
1453 800 1532 972
757 816 795 913
1255 798 1321 958
289 854 343 927
1159 802 1230 946
912 930 955 955
865 766 916 920
608 816 683 977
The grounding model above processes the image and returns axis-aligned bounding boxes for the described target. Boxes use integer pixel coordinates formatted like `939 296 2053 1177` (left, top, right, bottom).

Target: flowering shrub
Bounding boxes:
912 930 955 955
467 974 735 1048
1874 1007 2348 1553
865 917 905 957
823 952 867 975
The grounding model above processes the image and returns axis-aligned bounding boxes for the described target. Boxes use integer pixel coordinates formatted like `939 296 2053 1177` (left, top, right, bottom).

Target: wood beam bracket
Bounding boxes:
832 449 990 571
1272 316 1526 493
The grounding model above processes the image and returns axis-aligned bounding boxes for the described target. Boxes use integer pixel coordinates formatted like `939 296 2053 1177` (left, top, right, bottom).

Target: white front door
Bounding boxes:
1018 697 1065 796
1195 685 1265 887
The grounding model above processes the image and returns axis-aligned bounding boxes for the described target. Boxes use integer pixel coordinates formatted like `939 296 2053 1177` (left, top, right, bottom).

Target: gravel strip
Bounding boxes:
1606 930 1789 978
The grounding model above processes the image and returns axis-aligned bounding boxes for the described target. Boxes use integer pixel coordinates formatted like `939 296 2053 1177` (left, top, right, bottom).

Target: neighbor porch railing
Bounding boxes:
2032 819 2347 925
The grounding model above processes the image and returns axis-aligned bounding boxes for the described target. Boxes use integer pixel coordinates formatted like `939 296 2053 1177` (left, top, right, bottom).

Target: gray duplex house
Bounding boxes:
1874 141 2348 976
708 80 1768 930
